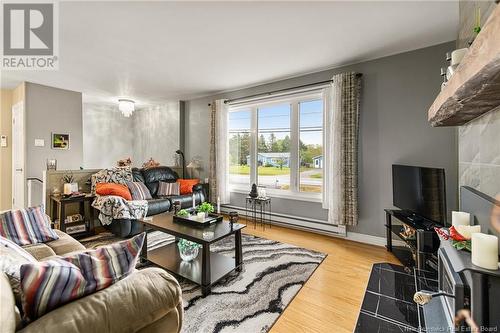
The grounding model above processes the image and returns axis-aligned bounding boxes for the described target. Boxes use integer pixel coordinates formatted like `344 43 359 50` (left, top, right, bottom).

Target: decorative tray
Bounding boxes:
173 213 223 226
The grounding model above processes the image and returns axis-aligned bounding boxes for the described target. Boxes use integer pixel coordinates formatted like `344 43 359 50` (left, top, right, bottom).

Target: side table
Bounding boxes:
245 197 272 230
50 194 96 239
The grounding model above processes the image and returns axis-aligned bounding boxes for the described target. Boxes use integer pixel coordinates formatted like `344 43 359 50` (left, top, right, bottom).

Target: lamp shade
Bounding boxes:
187 160 201 169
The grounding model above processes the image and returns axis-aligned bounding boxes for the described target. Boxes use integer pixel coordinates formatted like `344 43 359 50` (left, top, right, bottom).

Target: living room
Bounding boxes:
1 1 499 333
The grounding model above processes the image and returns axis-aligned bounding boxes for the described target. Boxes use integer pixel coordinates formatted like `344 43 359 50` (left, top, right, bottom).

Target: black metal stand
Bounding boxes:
384 209 439 271
245 197 272 230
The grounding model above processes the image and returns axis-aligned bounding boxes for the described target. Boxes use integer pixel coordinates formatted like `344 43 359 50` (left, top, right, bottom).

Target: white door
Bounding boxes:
12 102 25 209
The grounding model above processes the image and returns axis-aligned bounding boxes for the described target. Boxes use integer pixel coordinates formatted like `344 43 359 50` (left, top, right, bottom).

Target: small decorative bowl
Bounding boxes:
177 238 200 261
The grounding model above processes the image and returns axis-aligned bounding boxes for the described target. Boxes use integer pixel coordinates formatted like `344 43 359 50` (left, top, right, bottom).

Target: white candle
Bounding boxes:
63 183 72 195
471 233 499 270
192 194 196 209
217 196 220 214
455 225 481 239
197 212 205 221
452 211 470 226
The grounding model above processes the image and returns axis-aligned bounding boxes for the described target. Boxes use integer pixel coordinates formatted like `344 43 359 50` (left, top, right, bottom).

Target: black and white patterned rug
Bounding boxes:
81 232 326 333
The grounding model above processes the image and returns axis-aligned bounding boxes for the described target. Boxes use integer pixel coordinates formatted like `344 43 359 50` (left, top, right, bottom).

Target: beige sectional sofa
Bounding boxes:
1 230 183 333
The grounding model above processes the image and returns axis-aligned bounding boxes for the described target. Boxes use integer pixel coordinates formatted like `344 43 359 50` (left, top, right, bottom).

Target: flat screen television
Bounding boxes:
392 164 447 225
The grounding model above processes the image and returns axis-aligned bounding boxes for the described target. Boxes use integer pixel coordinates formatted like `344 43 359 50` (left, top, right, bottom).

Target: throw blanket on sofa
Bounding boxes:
92 196 148 226
91 166 133 194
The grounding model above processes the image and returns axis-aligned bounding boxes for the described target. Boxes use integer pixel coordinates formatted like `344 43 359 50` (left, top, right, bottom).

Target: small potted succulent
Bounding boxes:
196 202 214 219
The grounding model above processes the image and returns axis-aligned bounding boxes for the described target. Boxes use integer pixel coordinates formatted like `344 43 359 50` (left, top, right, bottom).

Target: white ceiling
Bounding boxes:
1 1 458 104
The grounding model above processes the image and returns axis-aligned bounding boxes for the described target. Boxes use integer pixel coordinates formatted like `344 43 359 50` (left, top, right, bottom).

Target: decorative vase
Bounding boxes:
249 183 258 198
177 239 200 261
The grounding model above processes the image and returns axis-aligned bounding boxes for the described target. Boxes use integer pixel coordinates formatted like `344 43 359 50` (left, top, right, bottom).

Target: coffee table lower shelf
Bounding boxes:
146 242 238 287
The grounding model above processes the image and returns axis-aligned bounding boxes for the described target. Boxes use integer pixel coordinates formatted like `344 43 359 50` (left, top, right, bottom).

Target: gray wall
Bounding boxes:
25 83 84 178
25 83 83 206
133 102 180 167
83 104 135 168
185 41 458 237
83 102 180 169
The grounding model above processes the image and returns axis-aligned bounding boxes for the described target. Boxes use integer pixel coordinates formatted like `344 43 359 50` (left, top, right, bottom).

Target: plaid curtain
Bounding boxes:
325 72 361 226
209 103 217 202
208 100 229 204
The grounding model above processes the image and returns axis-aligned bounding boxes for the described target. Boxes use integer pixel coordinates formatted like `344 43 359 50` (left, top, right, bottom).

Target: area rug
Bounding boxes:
80 232 326 333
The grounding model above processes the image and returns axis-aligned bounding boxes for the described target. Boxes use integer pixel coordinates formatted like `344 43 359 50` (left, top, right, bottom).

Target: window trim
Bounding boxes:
228 90 324 200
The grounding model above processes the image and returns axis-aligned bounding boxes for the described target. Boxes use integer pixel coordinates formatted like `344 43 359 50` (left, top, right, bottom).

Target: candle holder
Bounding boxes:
173 200 181 214
229 211 239 231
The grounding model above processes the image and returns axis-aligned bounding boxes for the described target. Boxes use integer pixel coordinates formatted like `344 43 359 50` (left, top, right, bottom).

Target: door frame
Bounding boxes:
12 101 25 209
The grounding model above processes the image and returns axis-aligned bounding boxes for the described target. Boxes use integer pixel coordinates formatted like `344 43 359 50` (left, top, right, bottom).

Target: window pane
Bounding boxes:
257 103 291 190
229 109 251 186
299 100 323 193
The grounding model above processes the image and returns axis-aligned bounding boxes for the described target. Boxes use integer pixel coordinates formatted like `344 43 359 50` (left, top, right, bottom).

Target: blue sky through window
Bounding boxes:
228 99 323 145
300 100 323 145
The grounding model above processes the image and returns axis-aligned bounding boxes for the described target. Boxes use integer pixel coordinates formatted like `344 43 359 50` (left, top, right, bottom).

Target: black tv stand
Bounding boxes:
384 209 440 271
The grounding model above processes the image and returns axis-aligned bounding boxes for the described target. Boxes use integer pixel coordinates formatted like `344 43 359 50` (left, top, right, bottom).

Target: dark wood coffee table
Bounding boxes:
138 212 246 296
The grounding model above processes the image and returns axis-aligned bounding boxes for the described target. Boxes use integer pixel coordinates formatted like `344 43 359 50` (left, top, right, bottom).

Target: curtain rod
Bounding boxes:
207 73 362 106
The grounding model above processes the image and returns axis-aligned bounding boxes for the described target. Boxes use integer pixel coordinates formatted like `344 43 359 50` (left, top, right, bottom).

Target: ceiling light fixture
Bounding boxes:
118 99 135 117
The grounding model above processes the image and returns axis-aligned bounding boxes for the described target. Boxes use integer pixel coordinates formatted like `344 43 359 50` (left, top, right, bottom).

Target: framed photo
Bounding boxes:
52 133 70 150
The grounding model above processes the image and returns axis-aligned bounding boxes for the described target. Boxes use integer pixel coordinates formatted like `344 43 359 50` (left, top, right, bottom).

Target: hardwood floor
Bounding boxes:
240 220 400 333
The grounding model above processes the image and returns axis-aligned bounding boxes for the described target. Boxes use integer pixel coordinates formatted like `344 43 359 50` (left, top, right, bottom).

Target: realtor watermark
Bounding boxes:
1 1 59 70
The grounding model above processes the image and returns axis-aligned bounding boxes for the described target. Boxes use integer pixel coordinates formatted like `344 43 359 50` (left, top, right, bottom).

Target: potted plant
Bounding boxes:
176 209 190 217
196 202 214 218
62 173 78 195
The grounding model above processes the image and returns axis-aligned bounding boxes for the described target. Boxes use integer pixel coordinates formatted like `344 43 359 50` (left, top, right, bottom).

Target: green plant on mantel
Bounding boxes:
468 5 483 47
473 5 481 34
196 202 214 214
62 173 75 184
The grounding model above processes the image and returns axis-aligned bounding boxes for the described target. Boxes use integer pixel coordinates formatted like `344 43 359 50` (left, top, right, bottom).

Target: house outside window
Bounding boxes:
228 91 325 201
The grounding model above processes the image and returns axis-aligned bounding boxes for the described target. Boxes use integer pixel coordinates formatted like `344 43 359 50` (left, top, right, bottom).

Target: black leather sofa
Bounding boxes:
107 166 206 237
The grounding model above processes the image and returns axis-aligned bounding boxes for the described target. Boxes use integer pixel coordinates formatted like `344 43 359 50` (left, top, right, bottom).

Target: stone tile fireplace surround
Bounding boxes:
459 107 500 199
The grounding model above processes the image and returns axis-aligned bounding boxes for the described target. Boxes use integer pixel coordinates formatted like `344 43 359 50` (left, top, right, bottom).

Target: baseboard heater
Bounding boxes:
220 204 346 237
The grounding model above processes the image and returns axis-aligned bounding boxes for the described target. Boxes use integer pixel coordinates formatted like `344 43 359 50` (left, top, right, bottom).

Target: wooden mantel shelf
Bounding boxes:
428 4 500 127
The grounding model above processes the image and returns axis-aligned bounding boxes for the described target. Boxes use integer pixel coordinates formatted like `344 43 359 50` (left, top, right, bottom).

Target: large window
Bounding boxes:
228 91 324 199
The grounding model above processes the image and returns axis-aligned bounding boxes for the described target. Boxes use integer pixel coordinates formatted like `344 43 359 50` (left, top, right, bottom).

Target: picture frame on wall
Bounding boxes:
52 133 70 150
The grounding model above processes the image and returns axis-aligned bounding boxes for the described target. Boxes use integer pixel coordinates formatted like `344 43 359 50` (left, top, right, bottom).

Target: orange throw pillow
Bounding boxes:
177 179 199 195
96 183 132 201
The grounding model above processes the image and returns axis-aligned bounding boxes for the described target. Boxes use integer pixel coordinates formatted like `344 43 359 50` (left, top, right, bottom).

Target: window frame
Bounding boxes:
228 90 324 202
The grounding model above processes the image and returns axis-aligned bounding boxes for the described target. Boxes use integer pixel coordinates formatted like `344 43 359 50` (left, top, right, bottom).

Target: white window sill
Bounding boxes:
229 186 323 203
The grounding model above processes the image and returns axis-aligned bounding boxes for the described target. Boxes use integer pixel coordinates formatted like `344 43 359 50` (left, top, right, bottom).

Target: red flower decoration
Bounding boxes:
449 226 467 242
434 227 449 240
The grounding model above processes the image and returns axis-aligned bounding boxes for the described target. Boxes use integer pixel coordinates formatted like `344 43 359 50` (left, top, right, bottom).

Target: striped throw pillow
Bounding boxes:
126 181 152 200
0 237 37 307
0 206 59 246
20 232 145 321
157 181 180 196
